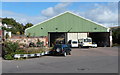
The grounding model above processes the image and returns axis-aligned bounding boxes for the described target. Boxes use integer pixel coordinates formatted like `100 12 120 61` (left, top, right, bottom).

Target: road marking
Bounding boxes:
17 65 19 68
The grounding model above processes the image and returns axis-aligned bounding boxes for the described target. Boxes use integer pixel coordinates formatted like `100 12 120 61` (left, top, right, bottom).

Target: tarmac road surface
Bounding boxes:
2 47 118 73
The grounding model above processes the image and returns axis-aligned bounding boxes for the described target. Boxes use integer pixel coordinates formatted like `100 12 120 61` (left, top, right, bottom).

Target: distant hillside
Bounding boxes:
109 26 120 29
111 26 120 44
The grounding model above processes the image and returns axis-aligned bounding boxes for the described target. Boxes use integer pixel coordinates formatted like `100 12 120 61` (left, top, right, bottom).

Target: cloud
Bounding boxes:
41 7 55 17
74 3 118 27
41 2 118 27
2 10 47 25
2 2 71 25
41 3 71 17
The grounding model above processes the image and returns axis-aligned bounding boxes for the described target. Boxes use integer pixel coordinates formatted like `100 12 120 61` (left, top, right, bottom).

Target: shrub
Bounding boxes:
15 49 25 54
29 42 36 47
5 33 9 39
4 53 14 60
112 43 120 47
14 47 46 54
3 41 19 54
3 41 19 59
24 47 44 54
2 41 48 60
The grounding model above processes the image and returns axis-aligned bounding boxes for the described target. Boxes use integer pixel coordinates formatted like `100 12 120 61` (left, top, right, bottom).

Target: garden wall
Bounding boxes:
8 36 48 47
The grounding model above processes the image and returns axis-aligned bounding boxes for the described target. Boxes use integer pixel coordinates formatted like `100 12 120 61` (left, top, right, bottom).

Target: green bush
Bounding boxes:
15 48 45 54
36 39 44 47
4 53 14 60
112 43 120 47
3 41 19 54
2 41 48 60
3 41 19 60
23 47 44 54
112 28 120 44
15 49 25 54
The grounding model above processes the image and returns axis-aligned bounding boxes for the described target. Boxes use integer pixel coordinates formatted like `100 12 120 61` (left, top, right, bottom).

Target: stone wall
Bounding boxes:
8 36 48 47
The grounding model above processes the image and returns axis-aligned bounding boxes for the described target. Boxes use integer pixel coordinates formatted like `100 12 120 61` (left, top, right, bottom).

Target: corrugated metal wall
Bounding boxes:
67 33 87 41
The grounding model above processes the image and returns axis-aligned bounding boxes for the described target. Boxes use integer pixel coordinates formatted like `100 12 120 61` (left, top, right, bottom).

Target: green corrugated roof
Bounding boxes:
25 11 109 36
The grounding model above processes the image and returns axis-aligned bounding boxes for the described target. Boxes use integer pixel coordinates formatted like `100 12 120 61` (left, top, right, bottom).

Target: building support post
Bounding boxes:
110 31 113 47
48 33 50 47
65 33 67 44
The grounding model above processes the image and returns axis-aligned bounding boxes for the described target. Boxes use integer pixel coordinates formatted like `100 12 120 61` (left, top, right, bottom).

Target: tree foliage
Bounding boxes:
2 41 19 60
2 18 33 35
112 27 120 44
3 41 19 54
24 23 33 29
5 33 9 39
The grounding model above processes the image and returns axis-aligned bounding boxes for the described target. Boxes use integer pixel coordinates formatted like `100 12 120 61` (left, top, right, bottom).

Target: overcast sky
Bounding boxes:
1 2 118 27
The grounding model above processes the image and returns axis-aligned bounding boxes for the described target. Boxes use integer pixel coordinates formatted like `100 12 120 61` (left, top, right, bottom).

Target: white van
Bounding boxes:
78 37 93 48
68 40 79 47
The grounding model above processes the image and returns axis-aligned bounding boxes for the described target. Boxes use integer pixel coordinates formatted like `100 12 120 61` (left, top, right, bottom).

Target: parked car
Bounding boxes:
50 44 71 56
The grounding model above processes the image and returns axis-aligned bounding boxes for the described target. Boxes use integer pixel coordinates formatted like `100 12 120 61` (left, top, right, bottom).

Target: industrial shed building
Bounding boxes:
25 11 112 47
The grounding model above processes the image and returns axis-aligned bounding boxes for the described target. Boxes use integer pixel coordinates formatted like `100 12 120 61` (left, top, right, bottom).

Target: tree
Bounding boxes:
16 31 20 35
24 23 33 29
27 33 31 38
2 18 17 26
2 18 33 35
5 33 9 39
112 27 120 44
